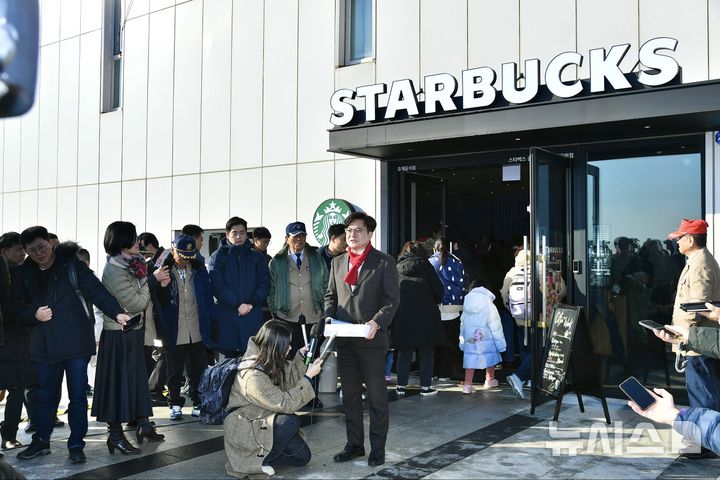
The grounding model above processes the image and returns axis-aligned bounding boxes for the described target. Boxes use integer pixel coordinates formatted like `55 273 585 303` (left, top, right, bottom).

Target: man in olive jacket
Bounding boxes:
268 222 329 355
324 212 400 468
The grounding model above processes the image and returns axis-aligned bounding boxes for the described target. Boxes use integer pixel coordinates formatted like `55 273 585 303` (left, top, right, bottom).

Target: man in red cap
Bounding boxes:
669 218 720 458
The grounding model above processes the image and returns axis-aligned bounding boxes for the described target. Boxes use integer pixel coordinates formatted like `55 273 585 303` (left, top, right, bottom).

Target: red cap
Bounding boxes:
668 219 708 240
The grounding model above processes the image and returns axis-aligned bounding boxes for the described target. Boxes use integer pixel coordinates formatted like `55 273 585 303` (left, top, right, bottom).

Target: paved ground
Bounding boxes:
2 373 719 480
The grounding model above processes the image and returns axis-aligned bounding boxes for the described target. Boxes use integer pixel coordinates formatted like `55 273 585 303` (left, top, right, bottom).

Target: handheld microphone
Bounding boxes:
319 333 336 361
304 318 326 366
298 314 309 349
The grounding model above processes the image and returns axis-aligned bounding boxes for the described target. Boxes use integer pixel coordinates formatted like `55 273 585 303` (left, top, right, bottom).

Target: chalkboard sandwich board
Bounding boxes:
531 304 610 423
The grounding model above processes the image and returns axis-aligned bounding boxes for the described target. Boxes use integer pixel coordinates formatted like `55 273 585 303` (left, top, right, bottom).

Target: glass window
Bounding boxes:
586 153 702 391
102 0 123 112
344 0 373 65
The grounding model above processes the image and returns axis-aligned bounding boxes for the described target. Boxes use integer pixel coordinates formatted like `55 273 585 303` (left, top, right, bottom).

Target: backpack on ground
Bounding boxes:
508 267 531 325
198 356 242 425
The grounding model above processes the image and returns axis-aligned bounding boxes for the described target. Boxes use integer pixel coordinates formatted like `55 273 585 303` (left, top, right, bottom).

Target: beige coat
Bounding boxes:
223 339 315 478
672 248 720 355
101 261 152 332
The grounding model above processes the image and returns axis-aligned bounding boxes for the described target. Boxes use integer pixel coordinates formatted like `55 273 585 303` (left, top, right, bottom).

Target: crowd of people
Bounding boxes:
1 215 720 477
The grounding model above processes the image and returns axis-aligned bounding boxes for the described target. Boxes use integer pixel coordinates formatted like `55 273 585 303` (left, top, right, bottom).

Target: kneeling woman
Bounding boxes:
224 320 323 478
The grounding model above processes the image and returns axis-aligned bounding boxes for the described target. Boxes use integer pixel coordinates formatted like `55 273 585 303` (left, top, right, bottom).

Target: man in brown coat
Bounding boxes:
669 218 720 458
324 212 400 467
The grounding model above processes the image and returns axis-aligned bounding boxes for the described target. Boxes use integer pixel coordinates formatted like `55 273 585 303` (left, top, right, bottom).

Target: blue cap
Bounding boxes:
173 234 198 259
285 221 307 237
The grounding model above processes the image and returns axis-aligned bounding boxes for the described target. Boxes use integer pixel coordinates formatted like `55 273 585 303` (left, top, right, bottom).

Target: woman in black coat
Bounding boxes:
391 241 445 397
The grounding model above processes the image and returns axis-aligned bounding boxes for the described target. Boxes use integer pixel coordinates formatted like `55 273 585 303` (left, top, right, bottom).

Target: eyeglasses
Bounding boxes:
26 243 50 256
345 227 366 235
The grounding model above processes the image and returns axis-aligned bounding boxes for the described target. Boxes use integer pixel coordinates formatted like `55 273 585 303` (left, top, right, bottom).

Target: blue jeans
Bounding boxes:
263 414 311 467
34 356 90 449
384 351 393 377
499 310 515 362
686 355 720 410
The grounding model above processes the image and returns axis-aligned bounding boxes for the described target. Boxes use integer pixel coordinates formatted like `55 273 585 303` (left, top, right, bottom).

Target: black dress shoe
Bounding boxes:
333 443 365 462
368 450 385 467
54 417 65 428
68 447 86 464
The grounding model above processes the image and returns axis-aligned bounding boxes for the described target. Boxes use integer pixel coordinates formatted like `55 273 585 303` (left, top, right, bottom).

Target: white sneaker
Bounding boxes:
170 405 183 421
261 465 275 476
507 374 525 399
483 378 499 389
524 380 532 390
462 384 475 395
191 405 201 417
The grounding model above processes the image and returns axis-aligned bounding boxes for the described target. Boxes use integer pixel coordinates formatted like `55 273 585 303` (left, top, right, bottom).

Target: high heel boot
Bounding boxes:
136 423 165 444
106 430 141 455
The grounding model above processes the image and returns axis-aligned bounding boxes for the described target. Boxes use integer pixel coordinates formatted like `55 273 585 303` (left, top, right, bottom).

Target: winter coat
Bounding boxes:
684 324 720 359
268 244 328 320
146 248 170 345
429 252 466 319
223 338 315 477
459 287 507 369
208 238 271 353
8 242 124 364
391 252 445 349
0 262 34 389
101 260 152 332
160 258 216 350
323 248 400 349
675 408 720 454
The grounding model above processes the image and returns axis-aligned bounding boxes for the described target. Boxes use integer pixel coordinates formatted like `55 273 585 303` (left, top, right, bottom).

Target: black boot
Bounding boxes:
136 423 164 444
106 429 141 455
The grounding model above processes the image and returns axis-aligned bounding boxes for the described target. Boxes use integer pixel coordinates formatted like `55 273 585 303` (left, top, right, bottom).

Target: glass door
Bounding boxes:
398 171 446 254
529 147 572 399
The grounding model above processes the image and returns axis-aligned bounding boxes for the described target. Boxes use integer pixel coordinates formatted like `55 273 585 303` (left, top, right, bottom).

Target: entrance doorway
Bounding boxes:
391 136 705 401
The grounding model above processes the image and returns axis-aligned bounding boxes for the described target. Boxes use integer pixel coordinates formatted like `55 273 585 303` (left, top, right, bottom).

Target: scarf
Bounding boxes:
109 253 148 285
343 242 373 287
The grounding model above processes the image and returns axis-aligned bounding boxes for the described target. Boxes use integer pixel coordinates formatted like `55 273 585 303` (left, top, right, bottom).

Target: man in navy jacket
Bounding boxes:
208 217 270 357
9 226 129 464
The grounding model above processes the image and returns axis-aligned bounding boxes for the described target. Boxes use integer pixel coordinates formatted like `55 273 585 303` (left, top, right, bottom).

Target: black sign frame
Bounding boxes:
530 304 611 423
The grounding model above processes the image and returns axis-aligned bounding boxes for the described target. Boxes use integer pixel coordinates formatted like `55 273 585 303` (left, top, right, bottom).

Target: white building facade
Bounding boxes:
0 0 719 277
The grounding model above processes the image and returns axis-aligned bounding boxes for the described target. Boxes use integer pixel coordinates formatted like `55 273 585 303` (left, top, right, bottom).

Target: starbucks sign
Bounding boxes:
312 199 355 245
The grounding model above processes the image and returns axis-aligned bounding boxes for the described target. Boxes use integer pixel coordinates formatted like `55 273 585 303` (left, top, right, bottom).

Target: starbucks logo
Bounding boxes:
312 199 354 245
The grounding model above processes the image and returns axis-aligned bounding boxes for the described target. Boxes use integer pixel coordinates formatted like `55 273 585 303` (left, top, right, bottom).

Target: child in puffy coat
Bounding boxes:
459 279 507 394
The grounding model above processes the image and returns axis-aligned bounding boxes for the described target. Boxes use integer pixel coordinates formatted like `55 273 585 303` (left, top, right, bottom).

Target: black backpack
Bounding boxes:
198 357 242 425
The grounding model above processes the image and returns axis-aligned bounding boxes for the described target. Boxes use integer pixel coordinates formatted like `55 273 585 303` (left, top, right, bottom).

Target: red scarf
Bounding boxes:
344 242 373 287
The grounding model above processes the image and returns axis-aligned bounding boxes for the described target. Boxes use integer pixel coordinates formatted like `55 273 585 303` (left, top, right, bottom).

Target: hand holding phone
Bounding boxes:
121 313 143 332
619 376 656 410
626 386 680 426
638 320 679 338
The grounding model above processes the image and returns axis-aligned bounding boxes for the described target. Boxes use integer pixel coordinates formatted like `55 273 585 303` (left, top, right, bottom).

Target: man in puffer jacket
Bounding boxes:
208 217 270 358
9 226 129 464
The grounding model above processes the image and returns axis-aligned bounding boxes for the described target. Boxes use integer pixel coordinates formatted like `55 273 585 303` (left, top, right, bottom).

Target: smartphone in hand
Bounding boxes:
638 320 678 338
121 313 143 332
619 376 656 410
